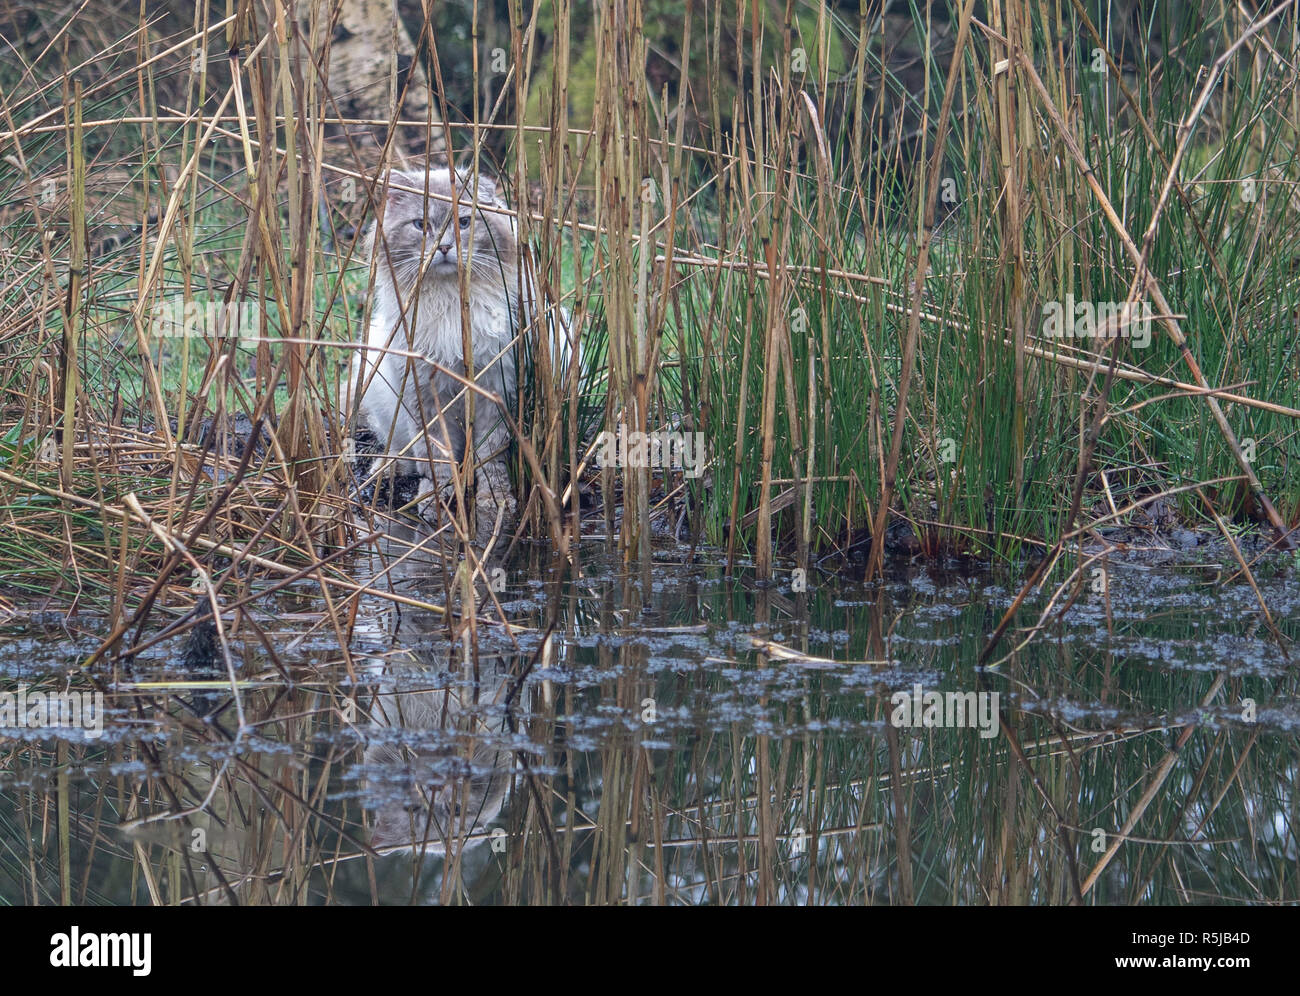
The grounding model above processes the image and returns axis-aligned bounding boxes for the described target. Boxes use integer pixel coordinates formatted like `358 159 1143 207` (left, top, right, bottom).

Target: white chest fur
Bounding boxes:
350 272 519 483
369 276 515 372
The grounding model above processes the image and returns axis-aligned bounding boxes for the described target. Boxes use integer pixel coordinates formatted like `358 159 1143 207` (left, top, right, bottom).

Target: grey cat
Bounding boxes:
347 165 521 517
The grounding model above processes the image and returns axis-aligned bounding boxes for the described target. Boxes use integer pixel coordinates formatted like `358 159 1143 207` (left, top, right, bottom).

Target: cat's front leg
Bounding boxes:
410 442 462 524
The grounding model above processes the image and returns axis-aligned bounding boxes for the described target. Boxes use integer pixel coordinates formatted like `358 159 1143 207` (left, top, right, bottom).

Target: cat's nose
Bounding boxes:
438 243 453 255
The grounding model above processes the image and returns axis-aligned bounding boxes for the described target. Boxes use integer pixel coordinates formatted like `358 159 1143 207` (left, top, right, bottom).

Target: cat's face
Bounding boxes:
372 167 516 289
365 736 510 853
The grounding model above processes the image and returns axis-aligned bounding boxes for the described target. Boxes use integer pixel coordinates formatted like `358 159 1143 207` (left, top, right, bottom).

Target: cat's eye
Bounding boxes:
410 217 426 232
458 215 471 229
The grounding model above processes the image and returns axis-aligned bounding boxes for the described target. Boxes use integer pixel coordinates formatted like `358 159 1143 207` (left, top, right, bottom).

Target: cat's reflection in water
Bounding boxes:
364 650 517 853
353 510 535 854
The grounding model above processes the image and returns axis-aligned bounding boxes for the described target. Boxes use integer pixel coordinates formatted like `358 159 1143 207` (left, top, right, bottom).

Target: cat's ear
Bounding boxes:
475 173 498 202
457 166 500 203
383 170 425 212
368 807 415 851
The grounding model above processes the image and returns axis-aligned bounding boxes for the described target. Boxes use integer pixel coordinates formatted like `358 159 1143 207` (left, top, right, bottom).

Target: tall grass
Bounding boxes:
0 0 1297 618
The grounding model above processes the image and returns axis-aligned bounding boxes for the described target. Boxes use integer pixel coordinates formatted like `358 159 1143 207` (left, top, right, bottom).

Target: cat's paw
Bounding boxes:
475 464 517 523
413 474 454 524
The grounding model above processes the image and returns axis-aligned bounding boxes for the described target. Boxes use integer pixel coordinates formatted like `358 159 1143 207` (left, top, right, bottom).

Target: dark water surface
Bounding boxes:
2 532 1297 905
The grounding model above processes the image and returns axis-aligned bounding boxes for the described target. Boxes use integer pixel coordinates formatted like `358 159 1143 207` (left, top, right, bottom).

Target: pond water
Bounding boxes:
1 527 1296 905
